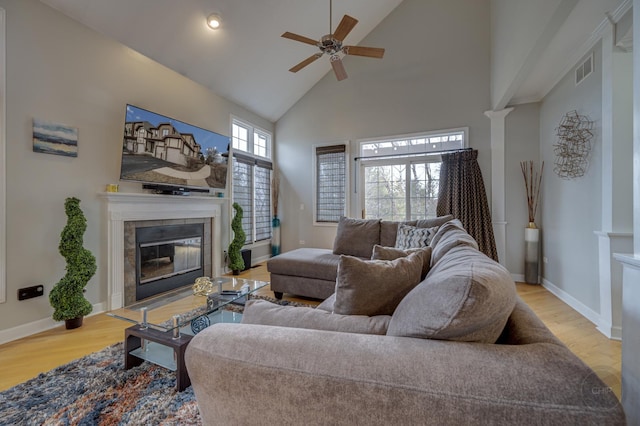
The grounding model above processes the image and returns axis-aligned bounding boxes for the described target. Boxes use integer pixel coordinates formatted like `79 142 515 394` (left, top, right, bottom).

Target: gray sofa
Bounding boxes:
266 215 454 299
185 218 625 425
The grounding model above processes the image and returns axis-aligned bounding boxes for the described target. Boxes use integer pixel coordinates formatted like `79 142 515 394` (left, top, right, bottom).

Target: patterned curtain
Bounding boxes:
436 149 498 261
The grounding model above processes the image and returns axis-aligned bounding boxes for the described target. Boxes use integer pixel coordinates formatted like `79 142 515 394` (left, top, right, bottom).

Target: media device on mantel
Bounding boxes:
119 104 230 195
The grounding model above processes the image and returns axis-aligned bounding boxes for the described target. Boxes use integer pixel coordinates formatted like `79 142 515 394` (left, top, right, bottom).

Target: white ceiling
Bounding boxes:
510 0 629 105
38 0 629 122
39 0 403 122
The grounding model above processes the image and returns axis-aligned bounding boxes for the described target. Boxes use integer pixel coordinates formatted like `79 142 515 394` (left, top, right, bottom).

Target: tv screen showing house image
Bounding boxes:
120 104 230 190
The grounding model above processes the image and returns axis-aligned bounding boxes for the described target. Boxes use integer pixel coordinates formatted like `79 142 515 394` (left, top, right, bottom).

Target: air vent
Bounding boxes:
575 54 593 86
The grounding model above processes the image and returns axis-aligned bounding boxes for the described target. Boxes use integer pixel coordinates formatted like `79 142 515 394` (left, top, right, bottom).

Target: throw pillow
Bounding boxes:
387 246 516 344
333 252 423 316
371 245 432 280
332 217 381 258
395 224 438 249
241 300 391 335
379 220 417 247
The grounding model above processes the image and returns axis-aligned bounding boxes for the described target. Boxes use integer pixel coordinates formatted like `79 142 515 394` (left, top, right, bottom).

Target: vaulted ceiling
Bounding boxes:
39 0 630 122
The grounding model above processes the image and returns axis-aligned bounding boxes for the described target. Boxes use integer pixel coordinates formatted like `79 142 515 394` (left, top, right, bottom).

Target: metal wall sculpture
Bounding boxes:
553 110 594 179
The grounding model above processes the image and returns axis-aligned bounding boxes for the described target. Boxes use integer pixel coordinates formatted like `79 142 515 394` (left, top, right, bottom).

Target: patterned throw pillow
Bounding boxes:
395 224 438 249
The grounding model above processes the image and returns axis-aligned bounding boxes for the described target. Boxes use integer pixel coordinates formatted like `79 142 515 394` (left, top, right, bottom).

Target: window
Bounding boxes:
232 118 273 159
358 128 466 221
231 118 273 245
314 144 347 223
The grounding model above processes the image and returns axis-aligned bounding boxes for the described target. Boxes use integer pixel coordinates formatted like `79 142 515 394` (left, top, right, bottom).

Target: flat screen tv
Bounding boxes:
120 104 230 193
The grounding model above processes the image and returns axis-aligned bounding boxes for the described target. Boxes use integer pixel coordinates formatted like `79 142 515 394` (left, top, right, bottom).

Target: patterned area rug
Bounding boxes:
0 343 199 425
0 295 315 425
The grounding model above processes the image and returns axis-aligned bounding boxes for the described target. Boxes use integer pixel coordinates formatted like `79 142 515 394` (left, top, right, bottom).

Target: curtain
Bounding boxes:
436 149 498 261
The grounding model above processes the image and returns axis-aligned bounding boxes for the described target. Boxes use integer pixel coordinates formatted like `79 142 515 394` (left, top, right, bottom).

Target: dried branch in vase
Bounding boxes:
520 161 544 226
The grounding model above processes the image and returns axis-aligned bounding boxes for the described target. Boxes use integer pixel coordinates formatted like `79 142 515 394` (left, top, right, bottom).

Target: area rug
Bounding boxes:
0 342 199 425
0 296 316 426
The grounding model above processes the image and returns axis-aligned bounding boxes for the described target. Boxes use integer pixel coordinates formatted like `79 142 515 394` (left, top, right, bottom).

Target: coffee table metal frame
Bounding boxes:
108 277 269 391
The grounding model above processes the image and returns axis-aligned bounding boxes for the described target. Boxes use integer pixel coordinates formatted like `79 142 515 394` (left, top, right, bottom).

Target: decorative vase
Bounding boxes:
524 223 540 284
65 316 83 330
272 215 281 256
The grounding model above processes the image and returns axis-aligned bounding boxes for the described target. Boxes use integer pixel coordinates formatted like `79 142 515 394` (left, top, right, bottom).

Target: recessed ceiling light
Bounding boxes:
207 13 222 30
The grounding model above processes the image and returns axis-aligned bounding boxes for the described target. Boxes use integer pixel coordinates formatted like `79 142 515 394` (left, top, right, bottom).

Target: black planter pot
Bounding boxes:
232 270 240 276
65 316 83 330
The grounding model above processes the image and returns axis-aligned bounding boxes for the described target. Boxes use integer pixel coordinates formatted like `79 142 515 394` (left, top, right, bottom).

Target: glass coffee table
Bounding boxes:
108 277 269 391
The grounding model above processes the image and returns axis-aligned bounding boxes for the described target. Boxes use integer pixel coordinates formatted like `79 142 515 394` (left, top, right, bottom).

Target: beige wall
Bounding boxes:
0 0 273 336
504 103 540 276
275 0 492 253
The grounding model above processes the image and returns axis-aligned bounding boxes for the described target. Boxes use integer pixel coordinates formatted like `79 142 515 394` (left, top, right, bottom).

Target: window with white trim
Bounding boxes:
358 128 466 221
232 118 273 244
314 144 347 223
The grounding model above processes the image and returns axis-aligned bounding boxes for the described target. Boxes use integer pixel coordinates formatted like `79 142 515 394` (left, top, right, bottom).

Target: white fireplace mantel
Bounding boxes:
100 192 224 310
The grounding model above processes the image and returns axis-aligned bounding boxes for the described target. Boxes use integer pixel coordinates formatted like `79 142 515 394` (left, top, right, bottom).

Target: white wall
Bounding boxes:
539 44 602 312
504 103 540 276
275 0 491 252
0 0 273 335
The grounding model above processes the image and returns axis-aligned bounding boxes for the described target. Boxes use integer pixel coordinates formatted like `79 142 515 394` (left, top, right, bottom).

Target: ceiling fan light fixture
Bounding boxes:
207 13 222 30
281 1 384 81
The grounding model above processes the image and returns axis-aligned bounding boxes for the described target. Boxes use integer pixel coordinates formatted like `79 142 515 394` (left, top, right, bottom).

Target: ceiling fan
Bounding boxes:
281 0 385 81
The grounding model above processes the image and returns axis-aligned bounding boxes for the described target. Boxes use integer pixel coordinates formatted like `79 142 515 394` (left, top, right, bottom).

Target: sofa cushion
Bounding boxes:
387 245 516 343
241 300 390 335
429 219 479 266
379 220 417 247
414 214 454 229
334 252 423 316
371 245 432 280
395 224 438 249
316 293 336 312
267 248 339 281
333 217 381 258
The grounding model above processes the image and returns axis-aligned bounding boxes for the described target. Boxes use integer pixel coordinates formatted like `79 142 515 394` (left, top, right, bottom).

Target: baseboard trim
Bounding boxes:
541 278 601 327
0 301 107 345
596 322 623 341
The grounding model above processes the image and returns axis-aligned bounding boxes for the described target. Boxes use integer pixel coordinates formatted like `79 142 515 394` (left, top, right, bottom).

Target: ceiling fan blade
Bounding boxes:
332 15 358 42
330 55 348 81
343 45 385 59
281 31 318 46
289 53 323 73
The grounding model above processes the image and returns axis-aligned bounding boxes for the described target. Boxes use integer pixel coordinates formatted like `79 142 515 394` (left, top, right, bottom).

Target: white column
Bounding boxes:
615 0 640 422
484 108 513 266
596 19 632 341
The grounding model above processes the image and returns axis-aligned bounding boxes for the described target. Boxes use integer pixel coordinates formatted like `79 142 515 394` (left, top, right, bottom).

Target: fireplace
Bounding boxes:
101 192 224 310
135 223 205 301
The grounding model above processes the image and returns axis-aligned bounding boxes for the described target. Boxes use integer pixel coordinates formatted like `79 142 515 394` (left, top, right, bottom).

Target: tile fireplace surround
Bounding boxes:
100 192 224 310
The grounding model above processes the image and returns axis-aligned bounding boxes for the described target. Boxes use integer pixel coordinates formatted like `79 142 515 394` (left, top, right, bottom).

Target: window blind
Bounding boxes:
316 145 346 223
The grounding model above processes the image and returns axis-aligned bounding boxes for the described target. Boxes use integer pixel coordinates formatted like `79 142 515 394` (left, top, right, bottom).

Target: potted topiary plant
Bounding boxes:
49 197 97 329
228 202 246 275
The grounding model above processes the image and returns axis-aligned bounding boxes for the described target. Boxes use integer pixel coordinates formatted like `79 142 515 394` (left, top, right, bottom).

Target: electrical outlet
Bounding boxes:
543 257 548 264
18 285 44 301
299 240 305 245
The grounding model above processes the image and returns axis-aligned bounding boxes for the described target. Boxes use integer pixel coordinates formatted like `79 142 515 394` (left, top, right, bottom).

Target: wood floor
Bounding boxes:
0 263 622 399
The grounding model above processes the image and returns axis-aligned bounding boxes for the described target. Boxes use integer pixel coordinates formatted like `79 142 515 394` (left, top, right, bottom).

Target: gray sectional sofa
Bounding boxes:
266 215 454 299
185 218 625 425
